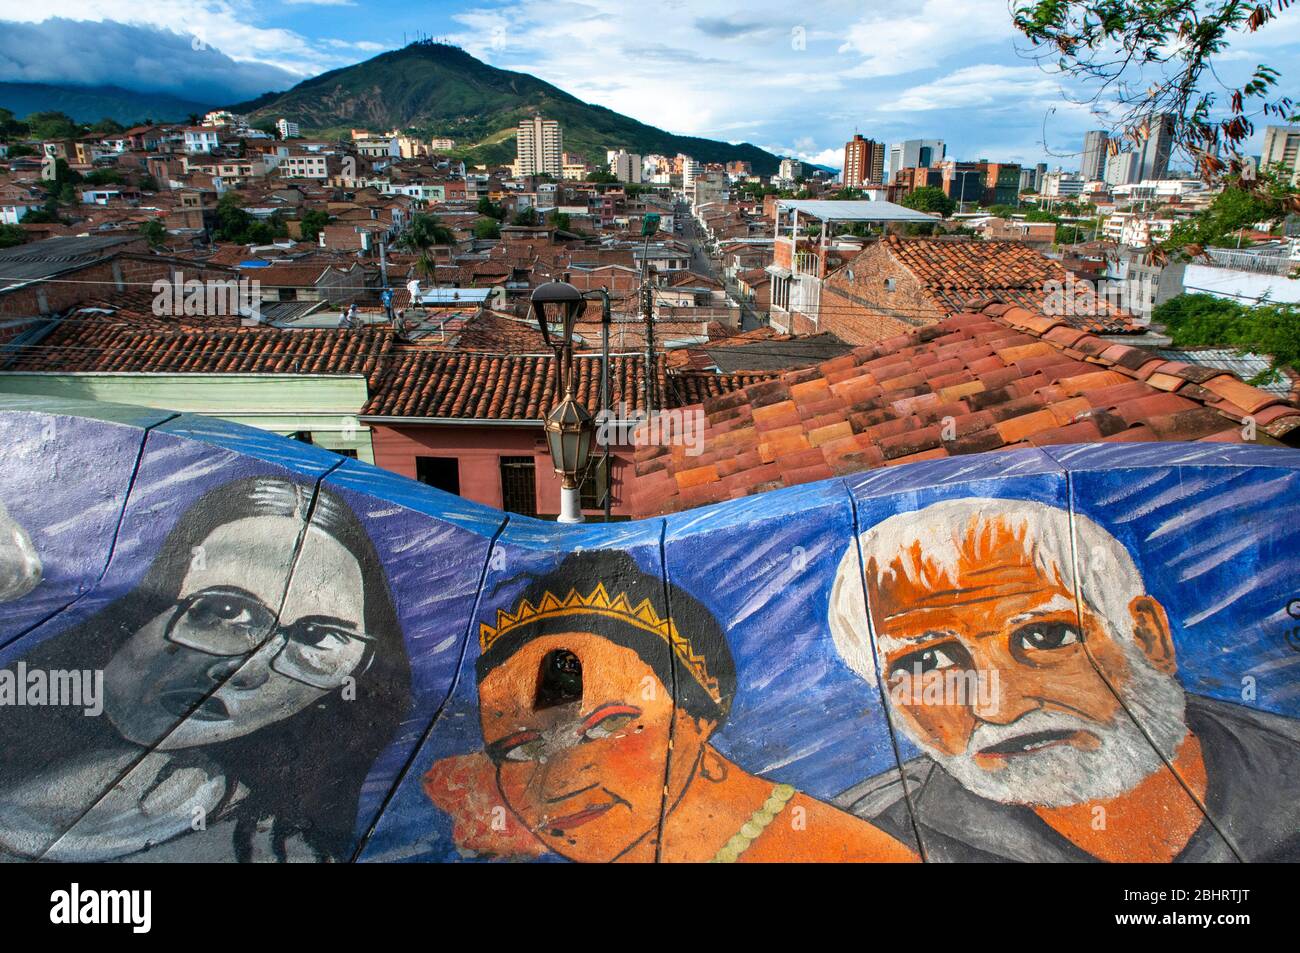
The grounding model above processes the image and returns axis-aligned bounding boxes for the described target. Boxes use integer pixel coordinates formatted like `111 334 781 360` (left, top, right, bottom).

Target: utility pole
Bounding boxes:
599 287 612 522
642 278 656 415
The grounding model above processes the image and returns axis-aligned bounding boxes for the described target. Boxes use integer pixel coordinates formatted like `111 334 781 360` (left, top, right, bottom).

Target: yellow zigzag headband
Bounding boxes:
479 582 722 705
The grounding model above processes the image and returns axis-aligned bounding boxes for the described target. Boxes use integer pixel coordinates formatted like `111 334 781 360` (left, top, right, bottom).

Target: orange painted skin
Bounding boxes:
477 633 918 863
868 519 1208 862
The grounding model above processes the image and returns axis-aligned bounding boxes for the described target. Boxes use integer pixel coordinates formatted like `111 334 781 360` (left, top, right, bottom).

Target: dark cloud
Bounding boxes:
620 43 730 66
0 18 299 103
693 16 775 40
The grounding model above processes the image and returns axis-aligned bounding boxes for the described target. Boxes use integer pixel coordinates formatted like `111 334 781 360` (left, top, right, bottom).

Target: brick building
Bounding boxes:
817 236 1139 345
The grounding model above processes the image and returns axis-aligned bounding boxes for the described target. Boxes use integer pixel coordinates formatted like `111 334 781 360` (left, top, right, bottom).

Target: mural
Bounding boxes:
0 396 1297 862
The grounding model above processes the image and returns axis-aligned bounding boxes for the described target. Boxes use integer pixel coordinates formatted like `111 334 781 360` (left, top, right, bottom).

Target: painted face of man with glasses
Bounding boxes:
104 515 371 750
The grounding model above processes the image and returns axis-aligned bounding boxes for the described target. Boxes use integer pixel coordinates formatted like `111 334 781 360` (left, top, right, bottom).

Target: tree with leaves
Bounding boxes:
299 209 331 243
1164 164 1298 250
1013 0 1298 185
140 219 167 248
0 223 26 249
1155 292 1300 385
25 112 78 141
400 212 456 277
901 186 956 217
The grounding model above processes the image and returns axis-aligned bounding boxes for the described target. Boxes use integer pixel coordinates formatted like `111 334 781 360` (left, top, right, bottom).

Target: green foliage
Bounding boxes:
511 207 539 226
214 192 252 242
0 107 27 138
0 223 26 248
20 205 59 224
89 118 125 135
82 168 123 186
548 210 571 231
901 221 942 236
473 217 501 239
1164 168 1297 252
210 193 286 244
6 144 35 158
402 212 456 251
140 219 167 248
1012 1 1295 180
1154 293 1300 384
1054 223 1089 244
299 209 331 242
138 174 159 192
25 111 78 141
587 170 618 184
901 186 955 217
476 196 505 219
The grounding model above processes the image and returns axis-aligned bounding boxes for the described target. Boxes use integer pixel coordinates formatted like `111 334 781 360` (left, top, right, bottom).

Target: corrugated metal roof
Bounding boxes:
775 200 939 223
0 234 142 290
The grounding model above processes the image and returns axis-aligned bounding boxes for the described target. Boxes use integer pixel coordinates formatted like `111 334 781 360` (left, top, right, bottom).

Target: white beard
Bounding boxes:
915 646 1188 808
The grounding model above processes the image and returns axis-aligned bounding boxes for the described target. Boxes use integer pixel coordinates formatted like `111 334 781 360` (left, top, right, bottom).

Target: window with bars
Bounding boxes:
499 456 537 518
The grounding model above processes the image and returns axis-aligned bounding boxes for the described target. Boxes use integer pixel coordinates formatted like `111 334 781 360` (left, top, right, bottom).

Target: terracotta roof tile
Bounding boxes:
624 301 1300 517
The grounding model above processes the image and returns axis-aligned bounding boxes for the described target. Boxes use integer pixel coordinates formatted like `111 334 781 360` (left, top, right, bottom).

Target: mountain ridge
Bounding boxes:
0 82 213 125
227 41 782 173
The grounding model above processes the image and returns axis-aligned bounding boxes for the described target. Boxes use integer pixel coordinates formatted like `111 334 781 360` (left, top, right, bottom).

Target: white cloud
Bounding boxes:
880 64 1065 112
0 2 334 76
838 0 1020 78
0 17 300 101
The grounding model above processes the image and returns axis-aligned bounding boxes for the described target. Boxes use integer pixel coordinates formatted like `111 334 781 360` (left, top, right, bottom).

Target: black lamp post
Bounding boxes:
530 280 594 523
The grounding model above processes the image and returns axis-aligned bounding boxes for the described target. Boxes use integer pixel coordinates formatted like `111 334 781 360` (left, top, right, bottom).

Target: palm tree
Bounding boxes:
400 213 456 278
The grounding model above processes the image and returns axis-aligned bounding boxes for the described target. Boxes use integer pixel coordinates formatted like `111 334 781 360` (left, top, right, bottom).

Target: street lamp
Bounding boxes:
530 280 594 524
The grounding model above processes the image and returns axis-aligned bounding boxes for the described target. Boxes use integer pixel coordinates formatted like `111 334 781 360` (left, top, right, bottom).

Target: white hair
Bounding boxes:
828 497 1189 806
829 497 1146 686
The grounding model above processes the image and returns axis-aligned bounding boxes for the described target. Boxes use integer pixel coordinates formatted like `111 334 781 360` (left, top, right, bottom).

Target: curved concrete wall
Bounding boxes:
0 394 1297 862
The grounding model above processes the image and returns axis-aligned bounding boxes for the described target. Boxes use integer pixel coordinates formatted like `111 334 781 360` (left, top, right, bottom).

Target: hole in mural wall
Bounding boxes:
535 649 582 710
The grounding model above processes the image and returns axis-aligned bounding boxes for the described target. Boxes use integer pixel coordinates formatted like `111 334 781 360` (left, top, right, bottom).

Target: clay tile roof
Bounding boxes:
879 236 1140 334
362 353 761 419
625 302 1300 517
4 322 393 385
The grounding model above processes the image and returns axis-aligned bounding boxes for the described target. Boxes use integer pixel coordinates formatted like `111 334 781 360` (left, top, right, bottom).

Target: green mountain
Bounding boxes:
229 41 782 173
0 82 212 125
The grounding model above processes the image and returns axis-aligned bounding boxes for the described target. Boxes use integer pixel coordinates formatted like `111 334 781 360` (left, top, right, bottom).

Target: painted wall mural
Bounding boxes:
0 395 1297 862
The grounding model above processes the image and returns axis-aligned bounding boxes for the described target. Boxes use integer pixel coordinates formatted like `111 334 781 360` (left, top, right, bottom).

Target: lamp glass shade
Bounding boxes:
529 280 584 349
544 394 594 483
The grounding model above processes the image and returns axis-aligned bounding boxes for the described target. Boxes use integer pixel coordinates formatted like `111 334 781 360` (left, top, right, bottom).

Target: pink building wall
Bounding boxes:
369 422 633 518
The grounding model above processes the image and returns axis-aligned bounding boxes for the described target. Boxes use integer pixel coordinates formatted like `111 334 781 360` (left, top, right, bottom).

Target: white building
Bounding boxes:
887 139 945 182
516 116 563 176
1261 125 1300 184
1103 212 1175 247
276 119 300 140
1104 152 1141 187
680 156 702 191
609 149 643 184
1040 171 1085 197
183 128 221 154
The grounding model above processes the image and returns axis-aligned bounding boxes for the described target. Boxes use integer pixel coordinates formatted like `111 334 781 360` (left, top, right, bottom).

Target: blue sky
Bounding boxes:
1 1 1297 170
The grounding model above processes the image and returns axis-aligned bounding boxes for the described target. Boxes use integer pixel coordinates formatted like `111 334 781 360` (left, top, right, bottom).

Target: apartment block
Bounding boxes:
842 135 886 188
516 116 563 176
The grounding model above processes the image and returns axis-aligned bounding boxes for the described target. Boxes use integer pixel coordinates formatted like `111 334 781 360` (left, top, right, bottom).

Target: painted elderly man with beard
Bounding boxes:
828 498 1300 862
